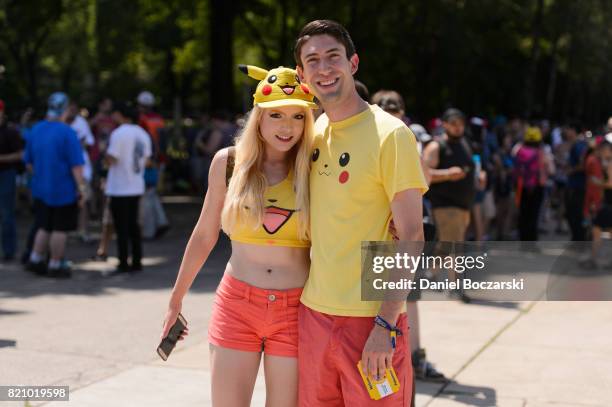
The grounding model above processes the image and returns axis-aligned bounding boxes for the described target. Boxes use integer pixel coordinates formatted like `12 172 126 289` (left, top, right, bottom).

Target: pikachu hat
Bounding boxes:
239 64 317 109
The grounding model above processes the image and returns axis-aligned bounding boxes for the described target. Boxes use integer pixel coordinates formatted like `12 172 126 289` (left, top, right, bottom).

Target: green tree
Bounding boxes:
0 0 64 108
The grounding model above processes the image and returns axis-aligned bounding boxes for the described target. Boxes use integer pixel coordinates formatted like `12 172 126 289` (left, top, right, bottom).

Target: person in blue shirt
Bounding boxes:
24 92 86 278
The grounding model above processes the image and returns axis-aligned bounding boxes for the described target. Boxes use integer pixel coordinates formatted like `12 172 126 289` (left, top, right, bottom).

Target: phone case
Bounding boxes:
157 313 188 361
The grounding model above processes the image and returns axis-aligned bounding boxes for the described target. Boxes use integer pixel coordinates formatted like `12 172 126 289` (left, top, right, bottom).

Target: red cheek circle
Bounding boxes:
300 84 310 94
339 171 349 184
262 85 272 95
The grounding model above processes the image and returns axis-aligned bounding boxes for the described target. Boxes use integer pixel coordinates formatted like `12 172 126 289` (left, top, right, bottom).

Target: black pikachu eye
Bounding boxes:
295 75 301 84
339 152 350 167
312 148 320 162
267 75 277 84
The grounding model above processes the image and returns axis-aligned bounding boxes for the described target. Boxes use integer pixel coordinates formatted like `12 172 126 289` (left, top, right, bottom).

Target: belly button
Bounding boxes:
267 269 272 273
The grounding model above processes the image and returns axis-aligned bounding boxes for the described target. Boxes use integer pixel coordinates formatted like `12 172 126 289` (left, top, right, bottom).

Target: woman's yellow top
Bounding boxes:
230 171 310 248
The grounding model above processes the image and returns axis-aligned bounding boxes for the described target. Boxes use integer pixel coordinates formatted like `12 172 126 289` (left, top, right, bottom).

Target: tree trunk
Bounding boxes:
277 0 288 65
524 0 544 118
25 50 39 108
544 39 558 119
562 27 578 120
88 0 100 97
165 49 176 110
209 0 234 111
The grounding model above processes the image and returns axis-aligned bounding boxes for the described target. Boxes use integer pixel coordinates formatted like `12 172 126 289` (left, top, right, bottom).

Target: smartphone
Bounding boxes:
157 313 188 361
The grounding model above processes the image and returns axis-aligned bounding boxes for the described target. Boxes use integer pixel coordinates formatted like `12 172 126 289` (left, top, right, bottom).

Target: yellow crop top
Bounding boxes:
229 169 310 248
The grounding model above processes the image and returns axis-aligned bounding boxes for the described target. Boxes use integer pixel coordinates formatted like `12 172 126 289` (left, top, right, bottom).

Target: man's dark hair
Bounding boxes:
114 101 138 123
294 20 356 67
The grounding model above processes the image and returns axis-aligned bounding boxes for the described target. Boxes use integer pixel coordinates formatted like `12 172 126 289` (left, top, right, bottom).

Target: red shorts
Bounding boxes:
298 304 412 406
208 273 302 357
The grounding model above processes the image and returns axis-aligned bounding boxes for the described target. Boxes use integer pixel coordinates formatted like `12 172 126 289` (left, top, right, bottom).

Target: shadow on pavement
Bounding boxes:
0 339 17 348
0 308 29 316
466 300 521 310
0 201 229 299
417 380 497 406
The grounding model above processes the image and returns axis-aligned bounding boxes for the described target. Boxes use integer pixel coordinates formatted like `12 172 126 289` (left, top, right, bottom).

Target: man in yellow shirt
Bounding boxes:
295 20 428 406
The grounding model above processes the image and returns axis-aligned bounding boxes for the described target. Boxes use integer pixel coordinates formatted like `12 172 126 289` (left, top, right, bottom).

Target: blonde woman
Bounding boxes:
161 65 316 406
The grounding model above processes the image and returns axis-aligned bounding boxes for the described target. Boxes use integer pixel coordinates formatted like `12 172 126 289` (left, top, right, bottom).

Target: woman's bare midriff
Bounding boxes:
225 241 310 290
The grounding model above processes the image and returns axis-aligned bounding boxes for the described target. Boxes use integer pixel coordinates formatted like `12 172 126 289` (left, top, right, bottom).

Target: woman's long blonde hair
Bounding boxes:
221 105 314 240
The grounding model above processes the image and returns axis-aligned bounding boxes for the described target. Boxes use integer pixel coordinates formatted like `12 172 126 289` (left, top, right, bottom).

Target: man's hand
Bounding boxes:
105 154 118 167
361 325 394 381
77 185 88 208
478 170 487 190
447 166 466 181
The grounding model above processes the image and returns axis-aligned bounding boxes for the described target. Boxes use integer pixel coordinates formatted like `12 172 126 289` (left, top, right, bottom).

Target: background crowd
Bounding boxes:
1 87 611 273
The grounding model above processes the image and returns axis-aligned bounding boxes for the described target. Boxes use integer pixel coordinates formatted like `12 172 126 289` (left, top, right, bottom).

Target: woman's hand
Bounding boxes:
160 301 189 342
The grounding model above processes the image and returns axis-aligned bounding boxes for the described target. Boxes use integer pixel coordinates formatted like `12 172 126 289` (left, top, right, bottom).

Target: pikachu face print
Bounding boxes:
312 147 351 185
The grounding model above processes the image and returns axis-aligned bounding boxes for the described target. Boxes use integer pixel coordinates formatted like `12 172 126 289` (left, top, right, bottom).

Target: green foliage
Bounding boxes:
1 0 611 124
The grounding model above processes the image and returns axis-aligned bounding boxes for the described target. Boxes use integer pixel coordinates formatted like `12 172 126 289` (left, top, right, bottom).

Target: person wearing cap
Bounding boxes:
423 108 481 242
511 126 550 240
136 90 170 240
161 65 317 405
136 91 165 159
295 20 428 406
24 92 86 278
423 108 484 302
0 99 24 261
410 123 434 154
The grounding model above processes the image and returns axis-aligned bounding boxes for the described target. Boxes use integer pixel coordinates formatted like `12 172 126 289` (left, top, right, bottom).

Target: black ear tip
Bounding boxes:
238 65 248 74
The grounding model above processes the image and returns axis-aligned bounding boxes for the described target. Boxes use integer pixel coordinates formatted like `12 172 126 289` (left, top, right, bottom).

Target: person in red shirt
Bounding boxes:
584 140 604 220
581 140 612 269
136 91 170 239
137 91 165 158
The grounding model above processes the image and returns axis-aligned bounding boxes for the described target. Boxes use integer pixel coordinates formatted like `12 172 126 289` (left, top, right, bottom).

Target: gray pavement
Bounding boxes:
1 198 611 406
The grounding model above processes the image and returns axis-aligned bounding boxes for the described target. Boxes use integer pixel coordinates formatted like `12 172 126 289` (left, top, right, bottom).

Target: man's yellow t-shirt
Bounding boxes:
301 104 429 317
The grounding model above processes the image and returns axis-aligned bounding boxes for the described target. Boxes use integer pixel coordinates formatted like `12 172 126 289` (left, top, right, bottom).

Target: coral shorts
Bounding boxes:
298 305 412 406
208 273 302 357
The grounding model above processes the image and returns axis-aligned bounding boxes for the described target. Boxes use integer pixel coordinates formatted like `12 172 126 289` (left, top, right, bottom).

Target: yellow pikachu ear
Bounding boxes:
238 64 268 81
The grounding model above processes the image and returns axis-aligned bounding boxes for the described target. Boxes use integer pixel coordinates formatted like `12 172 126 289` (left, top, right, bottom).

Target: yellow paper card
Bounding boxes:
356 361 400 400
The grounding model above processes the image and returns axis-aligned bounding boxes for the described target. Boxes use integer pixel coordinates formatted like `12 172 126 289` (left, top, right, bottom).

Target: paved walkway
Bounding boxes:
1 199 610 406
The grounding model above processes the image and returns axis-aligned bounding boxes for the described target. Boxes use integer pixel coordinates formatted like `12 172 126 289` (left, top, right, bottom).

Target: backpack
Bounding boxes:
437 137 473 160
514 146 542 190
